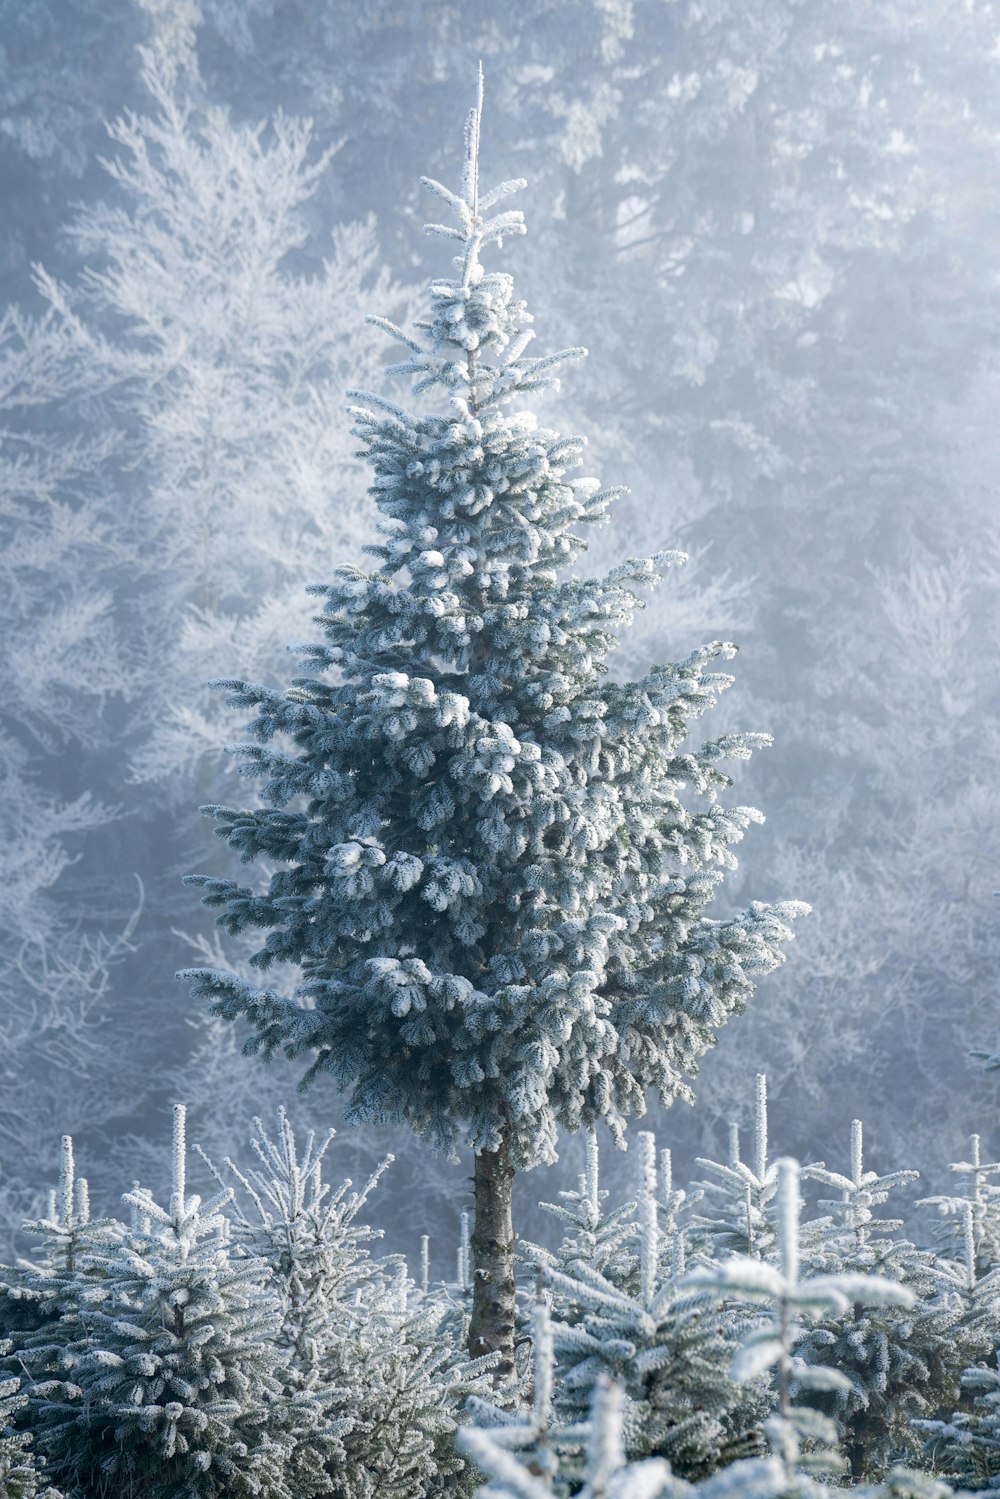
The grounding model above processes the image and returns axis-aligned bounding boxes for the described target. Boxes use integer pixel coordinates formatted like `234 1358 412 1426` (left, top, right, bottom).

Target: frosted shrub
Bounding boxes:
0 1343 62 1499
794 1120 974 1478
687 1157 915 1488
527 1132 766 1478
197 1107 391 1372
525 1130 640 1286
201 1107 496 1499
5 1110 333 1499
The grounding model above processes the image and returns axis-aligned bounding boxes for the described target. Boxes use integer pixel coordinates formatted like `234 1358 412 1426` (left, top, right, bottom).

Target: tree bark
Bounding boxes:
468 1135 516 1381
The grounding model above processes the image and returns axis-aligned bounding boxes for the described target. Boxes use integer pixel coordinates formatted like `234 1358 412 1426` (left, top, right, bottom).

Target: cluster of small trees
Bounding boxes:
462 1084 1000 1499
7 1085 1000 1497
0 1106 495 1499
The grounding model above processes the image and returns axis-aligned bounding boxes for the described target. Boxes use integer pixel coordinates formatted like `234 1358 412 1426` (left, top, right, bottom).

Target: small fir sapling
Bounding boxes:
920 1135 1000 1279
531 1132 765 1478
180 67 807 1377
910 1144 1000 1373
195 1106 392 1371
691 1074 775 1260
11 1107 334 1499
913 1137 1000 1488
656 1141 694 1276
463 1294 732 1498
918 1352 1000 1489
793 1120 971 1479
0 1131 135 1471
316 1282 496 1499
461 1371 741 1499
522 1130 640 1288
198 1107 496 1499
687 1157 915 1489
0 1135 105 1341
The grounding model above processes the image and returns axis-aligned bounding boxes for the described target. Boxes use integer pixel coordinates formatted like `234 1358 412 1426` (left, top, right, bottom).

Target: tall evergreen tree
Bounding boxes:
182 72 806 1375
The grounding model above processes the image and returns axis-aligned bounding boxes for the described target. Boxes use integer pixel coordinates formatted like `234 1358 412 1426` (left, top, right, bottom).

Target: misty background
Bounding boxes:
1 0 998 1268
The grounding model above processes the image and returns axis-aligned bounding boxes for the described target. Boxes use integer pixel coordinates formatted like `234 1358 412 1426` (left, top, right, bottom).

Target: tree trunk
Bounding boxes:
468 1135 516 1381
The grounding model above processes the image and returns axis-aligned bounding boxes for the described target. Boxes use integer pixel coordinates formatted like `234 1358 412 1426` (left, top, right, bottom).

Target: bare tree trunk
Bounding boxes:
468 1135 516 1381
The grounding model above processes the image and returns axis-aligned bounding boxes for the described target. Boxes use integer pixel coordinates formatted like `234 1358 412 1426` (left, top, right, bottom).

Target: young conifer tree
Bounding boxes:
181 71 806 1376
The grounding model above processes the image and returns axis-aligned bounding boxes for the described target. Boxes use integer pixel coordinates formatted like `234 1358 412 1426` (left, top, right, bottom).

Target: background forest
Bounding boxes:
2 0 999 1276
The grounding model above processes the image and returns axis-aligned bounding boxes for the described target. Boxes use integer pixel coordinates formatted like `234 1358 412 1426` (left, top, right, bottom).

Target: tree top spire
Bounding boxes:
463 61 485 220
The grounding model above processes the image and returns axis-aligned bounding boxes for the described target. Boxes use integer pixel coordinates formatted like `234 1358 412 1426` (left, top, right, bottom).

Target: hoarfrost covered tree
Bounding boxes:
198 1108 495 1499
182 73 806 1374
265 0 1000 1184
35 39 399 794
794 1120 972 1479
920 1134 1000 1280
0 300 138 1241
0 1342 62 1499
197 1107 393 1370
5 1108 334 1499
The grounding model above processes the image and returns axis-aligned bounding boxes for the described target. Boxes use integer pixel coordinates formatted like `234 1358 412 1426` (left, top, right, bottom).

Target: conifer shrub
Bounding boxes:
198 1107 496 1499
0 1345 62 1499
3 1111 333 1499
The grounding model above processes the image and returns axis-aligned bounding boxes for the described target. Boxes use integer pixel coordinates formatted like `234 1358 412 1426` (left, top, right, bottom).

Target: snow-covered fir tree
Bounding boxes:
181 69 807 1375
5 1109 333 1499
198 1107 496 1499
526 1131 766 1477
793 1120 973 1479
